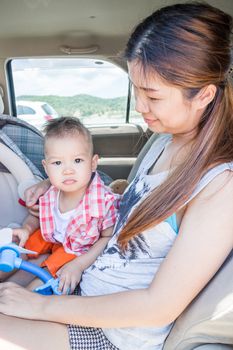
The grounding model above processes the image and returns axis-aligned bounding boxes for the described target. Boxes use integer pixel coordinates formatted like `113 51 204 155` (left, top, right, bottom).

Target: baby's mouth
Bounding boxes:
63 179 77 185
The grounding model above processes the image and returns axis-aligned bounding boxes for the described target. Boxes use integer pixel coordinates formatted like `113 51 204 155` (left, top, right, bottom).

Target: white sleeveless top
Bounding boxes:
80 134 233 350
53 192 76 243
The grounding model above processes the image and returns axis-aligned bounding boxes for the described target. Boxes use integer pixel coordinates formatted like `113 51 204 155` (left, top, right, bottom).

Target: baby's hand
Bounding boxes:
12 228 30 247
56 259 82 295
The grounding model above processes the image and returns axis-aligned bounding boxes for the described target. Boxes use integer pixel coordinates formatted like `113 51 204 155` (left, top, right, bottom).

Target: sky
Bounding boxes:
12 58 129 99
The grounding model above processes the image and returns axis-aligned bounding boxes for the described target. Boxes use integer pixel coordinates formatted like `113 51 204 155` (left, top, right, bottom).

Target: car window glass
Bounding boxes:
16 105 23 115
10 58 131 131
22 106 36 115
42 103 56 115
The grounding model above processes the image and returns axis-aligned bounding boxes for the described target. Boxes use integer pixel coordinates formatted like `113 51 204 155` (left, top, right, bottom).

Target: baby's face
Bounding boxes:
42 134 98 195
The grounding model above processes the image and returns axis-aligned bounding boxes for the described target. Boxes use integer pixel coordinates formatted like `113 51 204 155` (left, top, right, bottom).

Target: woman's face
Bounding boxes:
128 61 204 136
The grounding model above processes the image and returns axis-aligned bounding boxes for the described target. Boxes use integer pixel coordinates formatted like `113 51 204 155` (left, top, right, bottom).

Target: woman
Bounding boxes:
0 2 233 350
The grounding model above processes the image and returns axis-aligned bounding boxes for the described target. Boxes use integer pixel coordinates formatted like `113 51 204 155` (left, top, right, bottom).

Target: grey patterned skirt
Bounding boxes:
67 287 119 350
68 325 119 350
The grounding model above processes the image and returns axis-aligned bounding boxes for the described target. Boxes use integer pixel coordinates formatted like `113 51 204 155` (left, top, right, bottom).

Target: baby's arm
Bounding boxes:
57 226 114 294
12 214 39 247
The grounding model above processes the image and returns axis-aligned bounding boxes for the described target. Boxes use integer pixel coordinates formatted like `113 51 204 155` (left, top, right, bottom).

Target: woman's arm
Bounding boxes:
0 172 233 328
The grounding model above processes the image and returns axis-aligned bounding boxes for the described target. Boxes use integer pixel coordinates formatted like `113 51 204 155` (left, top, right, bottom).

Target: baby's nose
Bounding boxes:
63 165 75 174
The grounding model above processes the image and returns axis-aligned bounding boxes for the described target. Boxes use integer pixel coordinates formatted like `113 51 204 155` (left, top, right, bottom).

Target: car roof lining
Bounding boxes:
0 0 232 60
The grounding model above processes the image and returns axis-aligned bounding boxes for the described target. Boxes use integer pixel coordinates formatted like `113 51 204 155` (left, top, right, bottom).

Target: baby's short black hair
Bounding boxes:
43 116 93 154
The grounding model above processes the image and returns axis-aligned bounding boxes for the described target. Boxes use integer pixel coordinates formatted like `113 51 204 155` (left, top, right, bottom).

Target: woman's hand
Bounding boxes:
0 282 46 320
56 259 83 295
25 179 51 216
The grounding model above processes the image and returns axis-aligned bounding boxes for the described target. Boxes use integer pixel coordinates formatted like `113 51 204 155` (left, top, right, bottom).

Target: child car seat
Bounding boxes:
0 114 45 228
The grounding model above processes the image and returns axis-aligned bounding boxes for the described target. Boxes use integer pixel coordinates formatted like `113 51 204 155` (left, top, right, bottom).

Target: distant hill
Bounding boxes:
17 94 128 118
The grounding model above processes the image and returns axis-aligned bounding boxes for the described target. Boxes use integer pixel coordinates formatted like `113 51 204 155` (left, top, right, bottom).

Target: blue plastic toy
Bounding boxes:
0 242 62 295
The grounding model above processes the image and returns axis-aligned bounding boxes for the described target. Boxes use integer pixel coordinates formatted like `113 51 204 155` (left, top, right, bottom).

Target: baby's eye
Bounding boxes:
75 158 82 163
52 161 61 165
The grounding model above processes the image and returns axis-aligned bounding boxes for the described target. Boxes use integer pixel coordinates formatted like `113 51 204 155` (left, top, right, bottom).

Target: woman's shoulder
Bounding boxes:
186 162 233 205
184 168 233 223
177 163 233 228
195 168 233 201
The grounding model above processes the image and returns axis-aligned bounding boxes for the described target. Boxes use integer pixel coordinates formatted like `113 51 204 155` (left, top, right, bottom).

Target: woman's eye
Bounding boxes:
148 97 158 101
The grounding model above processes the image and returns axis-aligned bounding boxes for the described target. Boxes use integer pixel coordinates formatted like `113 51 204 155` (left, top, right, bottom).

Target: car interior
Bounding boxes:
0 0 233 349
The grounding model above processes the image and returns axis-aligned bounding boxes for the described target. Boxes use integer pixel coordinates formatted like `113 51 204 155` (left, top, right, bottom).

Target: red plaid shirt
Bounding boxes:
39 172 120 255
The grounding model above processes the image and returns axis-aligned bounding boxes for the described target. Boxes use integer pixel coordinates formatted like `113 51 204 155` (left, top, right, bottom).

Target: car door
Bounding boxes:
91 123 149 180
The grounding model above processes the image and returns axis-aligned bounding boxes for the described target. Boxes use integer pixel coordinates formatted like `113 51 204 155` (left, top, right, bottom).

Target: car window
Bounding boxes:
16 105 23 115
42 103 57 116
8 58 141 130
17 105 36 115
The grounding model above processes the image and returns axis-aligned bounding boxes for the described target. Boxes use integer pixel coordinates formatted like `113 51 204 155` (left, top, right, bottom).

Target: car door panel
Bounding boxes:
90 123 149 180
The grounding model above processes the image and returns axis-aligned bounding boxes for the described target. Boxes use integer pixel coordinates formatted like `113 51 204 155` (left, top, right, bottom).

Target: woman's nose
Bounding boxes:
135 95 150 114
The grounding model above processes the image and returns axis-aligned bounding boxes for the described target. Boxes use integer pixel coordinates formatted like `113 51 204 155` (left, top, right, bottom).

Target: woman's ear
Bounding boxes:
92 154 99 171
195 84 217 110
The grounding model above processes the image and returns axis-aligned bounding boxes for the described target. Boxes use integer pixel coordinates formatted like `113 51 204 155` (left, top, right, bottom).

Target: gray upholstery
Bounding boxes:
163 252 233 349
0 172 28 228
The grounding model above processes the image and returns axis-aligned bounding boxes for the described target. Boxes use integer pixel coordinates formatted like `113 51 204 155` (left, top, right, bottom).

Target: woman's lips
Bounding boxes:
144 118 157 125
